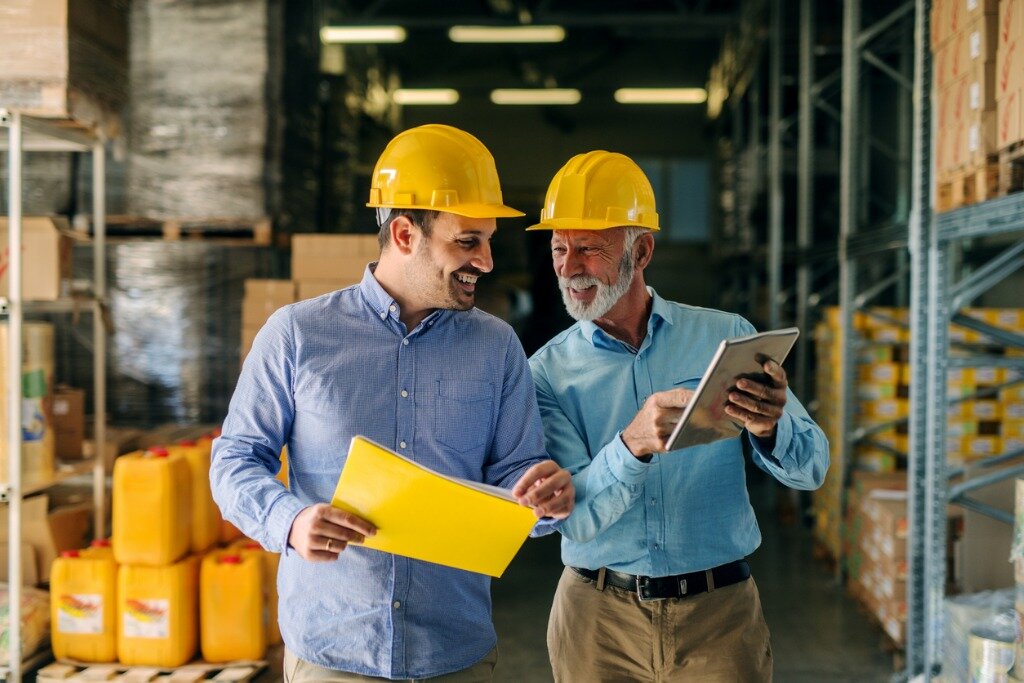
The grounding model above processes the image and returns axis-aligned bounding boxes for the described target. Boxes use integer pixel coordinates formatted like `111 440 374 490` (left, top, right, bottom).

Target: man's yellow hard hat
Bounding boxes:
527 150 660 231
367 124 524 218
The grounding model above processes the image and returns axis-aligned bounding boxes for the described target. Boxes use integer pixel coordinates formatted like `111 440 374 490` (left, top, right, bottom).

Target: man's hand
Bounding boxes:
724 359 788 439
511 460 575 520
621 388 693 458
288 503 376 562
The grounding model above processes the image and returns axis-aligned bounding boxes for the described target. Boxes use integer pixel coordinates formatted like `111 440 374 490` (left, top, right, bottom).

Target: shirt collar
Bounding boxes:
579 286 674 351
358 262 446 329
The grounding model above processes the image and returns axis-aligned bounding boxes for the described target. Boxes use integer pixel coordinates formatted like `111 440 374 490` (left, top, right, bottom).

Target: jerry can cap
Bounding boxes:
220 554 242 564
60 550 80 558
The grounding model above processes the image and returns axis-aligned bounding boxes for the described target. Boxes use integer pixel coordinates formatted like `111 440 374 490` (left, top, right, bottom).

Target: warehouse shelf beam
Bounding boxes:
949 241 1024 310
768 0 783 330
795 0 814 399
947 355 1024 369
948 446 1024 482
949 313 1024 349
952 497 1013 525
852 267 908 309
948 462 1024 507
863 49 913 91
856 2 914 49
935 193 1024 240
0 109 107 682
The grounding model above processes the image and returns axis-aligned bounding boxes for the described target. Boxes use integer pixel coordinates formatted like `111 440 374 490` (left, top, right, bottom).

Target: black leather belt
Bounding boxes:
571 560 750 602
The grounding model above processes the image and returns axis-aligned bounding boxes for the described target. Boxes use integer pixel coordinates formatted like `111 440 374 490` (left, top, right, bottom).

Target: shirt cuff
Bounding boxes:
606 432 652 485
748 412 794 466
268 494 308 556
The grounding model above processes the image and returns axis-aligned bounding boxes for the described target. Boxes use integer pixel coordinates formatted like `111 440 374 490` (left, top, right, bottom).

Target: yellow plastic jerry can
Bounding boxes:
117 555 199 667
234 540 281 645
113 448 192 566
50 549 118 662
168 440 220 553
200 551 266 662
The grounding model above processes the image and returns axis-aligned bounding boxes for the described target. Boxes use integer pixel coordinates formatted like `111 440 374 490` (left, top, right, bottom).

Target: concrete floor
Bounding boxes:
491 468 896 683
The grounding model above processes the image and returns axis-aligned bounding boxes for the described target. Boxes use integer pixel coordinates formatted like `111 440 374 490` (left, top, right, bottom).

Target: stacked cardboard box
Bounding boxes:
240 280 296 360
933 0 1001 201
997 0 1024 150
291 234 379 299
0 0 127 132
856 491 909 646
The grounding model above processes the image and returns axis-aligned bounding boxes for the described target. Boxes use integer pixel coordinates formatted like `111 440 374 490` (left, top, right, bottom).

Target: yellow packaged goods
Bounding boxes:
167 440 219 553
200 551 266 662
0 322 55 486
113 448 191 566
117 555 199 667
234 540 281 645
50 549 117 662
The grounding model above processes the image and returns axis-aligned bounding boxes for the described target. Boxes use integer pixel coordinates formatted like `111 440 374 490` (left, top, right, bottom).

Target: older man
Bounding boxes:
528 151 828 682
212 124 573 682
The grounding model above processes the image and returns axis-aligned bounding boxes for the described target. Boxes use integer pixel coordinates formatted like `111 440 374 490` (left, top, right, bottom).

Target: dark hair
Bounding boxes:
377 209 440 250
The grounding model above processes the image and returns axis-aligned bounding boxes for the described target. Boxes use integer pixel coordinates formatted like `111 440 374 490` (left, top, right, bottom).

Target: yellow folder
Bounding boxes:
331 436 538 577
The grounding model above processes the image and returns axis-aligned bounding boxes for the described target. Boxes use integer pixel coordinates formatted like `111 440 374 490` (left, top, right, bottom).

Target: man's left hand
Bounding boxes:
511 460 575 520
724 359 788 439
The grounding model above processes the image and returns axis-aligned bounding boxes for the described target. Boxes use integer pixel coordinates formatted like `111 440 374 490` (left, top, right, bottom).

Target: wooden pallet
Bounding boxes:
37 660 266 682
86 216 272 246
999 140 1024 196
936 158 1000 213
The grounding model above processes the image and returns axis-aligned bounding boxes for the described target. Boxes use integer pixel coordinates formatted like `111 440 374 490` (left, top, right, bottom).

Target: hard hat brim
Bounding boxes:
366 202 525 219
526 218 659 231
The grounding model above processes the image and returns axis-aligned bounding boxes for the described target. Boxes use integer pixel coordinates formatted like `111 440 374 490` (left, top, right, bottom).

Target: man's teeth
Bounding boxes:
455 273 478 284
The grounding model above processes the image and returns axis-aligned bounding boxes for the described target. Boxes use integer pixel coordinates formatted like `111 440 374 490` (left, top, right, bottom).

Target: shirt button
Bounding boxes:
650 498 657 505
389 305 397 312
402 339 410 346
380 312 387 319
399 441 407 449
393 601 401 609
400 390 408 398
653 543 660 550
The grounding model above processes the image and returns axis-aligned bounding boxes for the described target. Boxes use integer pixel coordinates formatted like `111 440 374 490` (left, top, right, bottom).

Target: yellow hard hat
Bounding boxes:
526 150 660 231
367 124 524 218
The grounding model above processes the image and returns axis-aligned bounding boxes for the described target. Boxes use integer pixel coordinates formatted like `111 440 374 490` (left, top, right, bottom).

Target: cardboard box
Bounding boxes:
998 38 1024 99
0 494 91 583
967 61 999 113
0 217 79 301
0 0 127 130
0 542 39 586
296 279 359 301
291 234 379 282
52 385 85 460
82 426 145 472
1001 0 1024 48
963 13 1000 66
964 109 999 163
998 87 1023 146
242 279 295 328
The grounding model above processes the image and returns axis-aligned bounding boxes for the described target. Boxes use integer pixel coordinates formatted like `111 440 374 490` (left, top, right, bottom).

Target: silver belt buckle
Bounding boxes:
635 576 657 602
678 577 688 596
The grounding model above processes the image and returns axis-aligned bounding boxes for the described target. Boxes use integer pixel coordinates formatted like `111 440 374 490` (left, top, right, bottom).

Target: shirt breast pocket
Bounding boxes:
673 376 702 390
434 380 494 453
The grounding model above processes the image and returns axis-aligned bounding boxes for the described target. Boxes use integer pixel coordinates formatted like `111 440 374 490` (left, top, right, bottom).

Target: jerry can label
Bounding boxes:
57 594 103 634
124 599 169 638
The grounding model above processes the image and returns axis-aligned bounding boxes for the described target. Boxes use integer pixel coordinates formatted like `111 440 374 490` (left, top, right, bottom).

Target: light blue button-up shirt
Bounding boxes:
210 265 552 679
529 288 829 576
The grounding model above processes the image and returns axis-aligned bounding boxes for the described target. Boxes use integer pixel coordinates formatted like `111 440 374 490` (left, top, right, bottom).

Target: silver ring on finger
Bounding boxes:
326 538 334 553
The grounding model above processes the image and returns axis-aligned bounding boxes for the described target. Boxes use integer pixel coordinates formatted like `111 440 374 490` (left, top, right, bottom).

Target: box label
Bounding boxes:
124 599 169 639
58 594 103 634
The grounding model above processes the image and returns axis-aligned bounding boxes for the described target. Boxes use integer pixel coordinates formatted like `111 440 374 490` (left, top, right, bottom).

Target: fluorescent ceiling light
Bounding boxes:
320 26 407 43
614 88 708 104
491 88 581 105
393 89 460 105
449 25 565 43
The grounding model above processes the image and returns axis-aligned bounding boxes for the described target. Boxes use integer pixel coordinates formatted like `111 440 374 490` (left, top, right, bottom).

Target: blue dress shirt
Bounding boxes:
529 288 829 576
210 265 551 679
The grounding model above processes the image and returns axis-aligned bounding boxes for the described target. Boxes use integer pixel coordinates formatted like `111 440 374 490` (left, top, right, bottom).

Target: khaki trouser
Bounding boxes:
547 567 772 682
284 647 497 683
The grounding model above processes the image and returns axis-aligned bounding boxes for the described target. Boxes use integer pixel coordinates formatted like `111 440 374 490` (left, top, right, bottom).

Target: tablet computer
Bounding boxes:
663 327 800 452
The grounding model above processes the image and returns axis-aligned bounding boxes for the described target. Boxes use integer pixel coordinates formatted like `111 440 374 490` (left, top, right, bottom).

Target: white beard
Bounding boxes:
559 251 636 322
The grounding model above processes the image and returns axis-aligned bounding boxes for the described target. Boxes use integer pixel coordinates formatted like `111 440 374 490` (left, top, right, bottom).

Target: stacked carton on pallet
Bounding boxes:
997 0 1024 174
934 0 1002 210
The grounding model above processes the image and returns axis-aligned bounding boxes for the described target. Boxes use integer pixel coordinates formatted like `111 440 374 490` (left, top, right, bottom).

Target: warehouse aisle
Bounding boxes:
491 467 895 682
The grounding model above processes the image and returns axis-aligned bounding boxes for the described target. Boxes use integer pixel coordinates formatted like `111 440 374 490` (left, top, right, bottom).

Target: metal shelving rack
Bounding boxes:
0 109 107 681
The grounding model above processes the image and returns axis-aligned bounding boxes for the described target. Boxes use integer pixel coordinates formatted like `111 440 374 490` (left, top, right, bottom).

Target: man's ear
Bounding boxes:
635 232 655 270
389 215 419 255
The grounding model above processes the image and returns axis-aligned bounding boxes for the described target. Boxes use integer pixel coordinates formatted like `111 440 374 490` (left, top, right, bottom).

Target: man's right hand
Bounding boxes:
288 503 376 562
621 388 693 458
